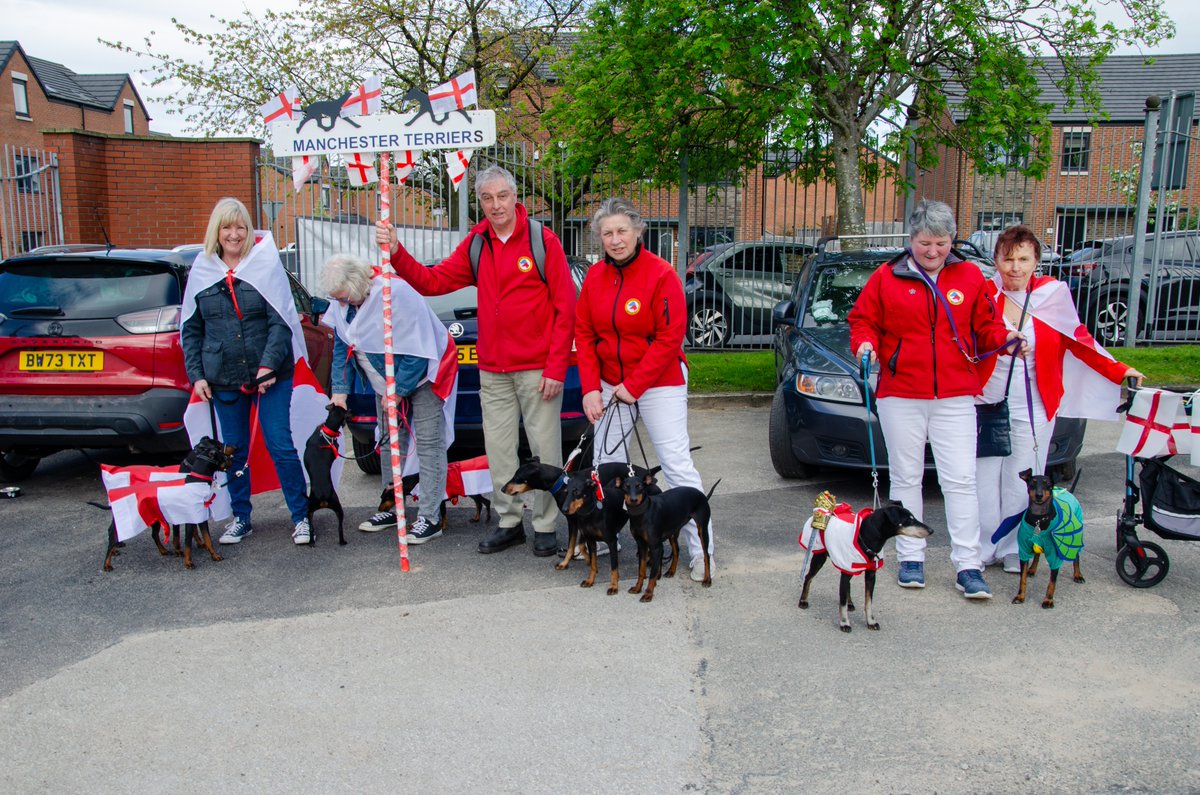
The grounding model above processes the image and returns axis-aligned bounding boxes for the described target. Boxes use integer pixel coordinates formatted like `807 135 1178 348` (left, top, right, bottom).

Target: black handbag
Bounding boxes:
975 290 1032 458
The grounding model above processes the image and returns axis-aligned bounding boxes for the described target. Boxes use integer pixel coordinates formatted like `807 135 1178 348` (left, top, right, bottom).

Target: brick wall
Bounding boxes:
43 130 261 247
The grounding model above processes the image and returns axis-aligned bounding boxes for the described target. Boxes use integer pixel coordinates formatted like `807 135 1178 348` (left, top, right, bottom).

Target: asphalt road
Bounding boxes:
2 403 1199 794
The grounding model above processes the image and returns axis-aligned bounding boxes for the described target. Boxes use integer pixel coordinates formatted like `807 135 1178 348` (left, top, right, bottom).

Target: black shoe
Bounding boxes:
533 532 559 557
478 523 526 554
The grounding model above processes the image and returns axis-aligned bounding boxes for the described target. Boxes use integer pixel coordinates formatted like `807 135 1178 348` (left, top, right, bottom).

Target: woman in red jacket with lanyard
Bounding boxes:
849 199 1023 599
576 197 715 581
976 225 1142 572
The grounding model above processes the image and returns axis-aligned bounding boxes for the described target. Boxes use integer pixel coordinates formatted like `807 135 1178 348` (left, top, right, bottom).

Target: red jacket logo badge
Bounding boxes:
946 289 965 305
517 256 534 273
624 298 642 315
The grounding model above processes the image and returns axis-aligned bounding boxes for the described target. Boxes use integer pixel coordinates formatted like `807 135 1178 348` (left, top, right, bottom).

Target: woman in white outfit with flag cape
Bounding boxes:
181 198 315 546
976 225 1143 572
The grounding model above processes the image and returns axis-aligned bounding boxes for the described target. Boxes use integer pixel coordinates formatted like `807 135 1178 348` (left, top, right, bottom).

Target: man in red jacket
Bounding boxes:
376 165 577 556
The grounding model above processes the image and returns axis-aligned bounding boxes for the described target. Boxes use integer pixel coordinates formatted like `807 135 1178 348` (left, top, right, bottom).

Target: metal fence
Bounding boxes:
0 145 63 259
258 110 1198 350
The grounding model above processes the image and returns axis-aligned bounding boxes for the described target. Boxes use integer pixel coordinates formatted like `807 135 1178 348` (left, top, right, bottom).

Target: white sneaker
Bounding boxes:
219 518 252 545
1002 554 1021 574
573 540 621 560
690 557 713 581
406 515 443 545
292 519 312 545
359 511 395 532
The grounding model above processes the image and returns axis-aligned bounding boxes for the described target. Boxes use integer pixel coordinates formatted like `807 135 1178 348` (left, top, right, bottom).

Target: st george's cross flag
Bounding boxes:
100 463 232 543
428 70 477 115
445 149 473 190
341 76 383 117
393 150 418 184
259 86 301 125
345 151 378 186
1117 388 1186 458
292 154 319 192
180 231 342 495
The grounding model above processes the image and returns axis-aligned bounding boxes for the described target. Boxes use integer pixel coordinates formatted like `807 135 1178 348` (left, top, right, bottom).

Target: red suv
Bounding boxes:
0 247 334 481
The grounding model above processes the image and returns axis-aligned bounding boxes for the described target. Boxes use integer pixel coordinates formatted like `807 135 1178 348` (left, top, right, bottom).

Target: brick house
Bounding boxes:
913 54 1200 254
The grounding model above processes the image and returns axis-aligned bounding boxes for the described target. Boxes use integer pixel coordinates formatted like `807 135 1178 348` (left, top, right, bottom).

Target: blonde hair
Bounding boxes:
318 253 374 305
203 197 255 260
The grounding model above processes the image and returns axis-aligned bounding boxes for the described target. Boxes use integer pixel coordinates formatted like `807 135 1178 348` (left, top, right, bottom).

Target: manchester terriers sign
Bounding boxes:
270 110 496 156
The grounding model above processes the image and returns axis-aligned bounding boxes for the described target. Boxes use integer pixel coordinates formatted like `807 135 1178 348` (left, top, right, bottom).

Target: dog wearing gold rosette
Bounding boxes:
798 491 932 632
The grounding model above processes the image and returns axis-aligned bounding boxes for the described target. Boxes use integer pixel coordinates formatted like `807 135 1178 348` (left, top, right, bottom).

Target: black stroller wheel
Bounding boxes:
1115 541 1169 588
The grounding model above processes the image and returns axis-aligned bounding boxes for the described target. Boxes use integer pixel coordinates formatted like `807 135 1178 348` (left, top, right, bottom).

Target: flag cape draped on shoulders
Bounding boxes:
991 274 1122 421
181 231 341 494
322 271 458 450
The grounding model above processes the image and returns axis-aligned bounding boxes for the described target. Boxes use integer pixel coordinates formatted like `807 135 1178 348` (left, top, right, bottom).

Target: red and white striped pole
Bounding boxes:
378 152 410 572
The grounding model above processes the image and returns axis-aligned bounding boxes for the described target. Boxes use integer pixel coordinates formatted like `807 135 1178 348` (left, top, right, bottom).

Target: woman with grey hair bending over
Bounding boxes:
848 199 1023 599
575 197 715 581
318 253 458 544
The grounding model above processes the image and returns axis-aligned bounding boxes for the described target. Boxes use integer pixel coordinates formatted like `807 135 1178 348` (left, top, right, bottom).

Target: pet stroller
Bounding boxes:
1115 390 1200 588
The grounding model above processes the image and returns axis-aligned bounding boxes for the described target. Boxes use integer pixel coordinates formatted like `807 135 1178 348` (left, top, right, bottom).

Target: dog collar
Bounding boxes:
549 472 569 495
188 472 214 483
320 425 341 438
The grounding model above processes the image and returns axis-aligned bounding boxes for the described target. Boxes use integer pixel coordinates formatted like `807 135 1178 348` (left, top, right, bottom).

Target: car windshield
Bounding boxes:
0 260 180 319
803 261 878 327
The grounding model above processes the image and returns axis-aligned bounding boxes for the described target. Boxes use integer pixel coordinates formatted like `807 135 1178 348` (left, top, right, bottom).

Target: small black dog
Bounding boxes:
302 404 347 546
503 457 661 572
558 470 631 593
101 435 235 571
798 501 932 633
1012 468 1085 609
615 476 718 603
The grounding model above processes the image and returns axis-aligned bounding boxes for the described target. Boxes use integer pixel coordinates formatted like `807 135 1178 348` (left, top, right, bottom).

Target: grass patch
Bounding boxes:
686 345 1200 394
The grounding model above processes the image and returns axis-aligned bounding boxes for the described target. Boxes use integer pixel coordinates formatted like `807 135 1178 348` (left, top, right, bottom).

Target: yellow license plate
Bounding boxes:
18 350 104 372
456 345 477 366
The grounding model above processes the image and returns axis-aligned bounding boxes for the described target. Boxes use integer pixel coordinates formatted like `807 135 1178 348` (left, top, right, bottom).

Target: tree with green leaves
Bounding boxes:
547 0 1174 238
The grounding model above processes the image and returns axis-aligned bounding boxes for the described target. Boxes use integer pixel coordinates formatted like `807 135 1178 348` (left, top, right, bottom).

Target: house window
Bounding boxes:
14 154 40 194
123 100 135 134
983 138 1028 170
976 212 1023 231
12 74 30 119
1061 129 1091 173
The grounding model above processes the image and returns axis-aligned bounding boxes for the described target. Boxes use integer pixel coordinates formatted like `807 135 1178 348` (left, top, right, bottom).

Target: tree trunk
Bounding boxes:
830 125 867 249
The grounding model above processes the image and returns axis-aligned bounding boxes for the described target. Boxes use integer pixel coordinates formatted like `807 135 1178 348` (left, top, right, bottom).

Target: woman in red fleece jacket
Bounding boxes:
849 199 1022 600
576 197 714 581
976 225 1142 573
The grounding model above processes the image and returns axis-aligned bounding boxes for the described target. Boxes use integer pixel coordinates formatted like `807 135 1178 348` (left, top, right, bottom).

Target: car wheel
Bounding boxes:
352 436 381 475
0 450 40 482
1088 286 1145 346
768 385 815 479
687 292 733 348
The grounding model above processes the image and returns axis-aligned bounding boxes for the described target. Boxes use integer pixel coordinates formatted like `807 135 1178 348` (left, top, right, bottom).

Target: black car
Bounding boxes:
344 258 593 474
1063 230 1200 346
768 243 1084 480
685 241 815 348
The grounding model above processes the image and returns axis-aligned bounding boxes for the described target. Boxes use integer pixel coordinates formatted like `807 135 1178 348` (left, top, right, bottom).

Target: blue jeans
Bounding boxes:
212 377 308 525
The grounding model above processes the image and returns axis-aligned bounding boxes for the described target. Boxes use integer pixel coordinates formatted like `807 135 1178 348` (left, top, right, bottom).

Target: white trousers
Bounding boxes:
877 395 982 572
592 376 715 565
977 412 1055 564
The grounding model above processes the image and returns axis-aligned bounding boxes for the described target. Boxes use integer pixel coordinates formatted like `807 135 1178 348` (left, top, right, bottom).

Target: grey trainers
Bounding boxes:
573 540 621 560
406 515 443 545
897 561 925 588
690 557 713 581
218 518 252 545
1002 554 1021 574
359 511 395 532
292 519 312 545
956 568 993 600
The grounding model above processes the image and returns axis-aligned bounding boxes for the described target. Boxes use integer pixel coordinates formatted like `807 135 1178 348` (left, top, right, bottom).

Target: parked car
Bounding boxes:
768 241 1084 480
344 257 593 474
1062 230 1200 346
684 241 816 348
967 229 1060 265
0 247 335 482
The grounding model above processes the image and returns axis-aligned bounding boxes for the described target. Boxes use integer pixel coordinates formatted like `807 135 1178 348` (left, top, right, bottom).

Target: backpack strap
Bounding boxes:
468 219 547 284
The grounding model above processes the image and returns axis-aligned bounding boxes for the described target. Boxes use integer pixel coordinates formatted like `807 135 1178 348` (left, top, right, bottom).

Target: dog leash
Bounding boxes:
861 352 881 510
